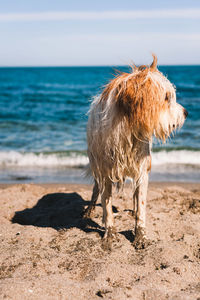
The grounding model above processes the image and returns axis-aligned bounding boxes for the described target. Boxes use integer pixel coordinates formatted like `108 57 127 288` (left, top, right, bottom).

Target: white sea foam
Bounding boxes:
0 150 199 168
0 151 89 168
152 150 200 166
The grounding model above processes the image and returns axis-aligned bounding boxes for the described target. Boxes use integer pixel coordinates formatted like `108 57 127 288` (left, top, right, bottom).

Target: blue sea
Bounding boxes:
0 66 199 183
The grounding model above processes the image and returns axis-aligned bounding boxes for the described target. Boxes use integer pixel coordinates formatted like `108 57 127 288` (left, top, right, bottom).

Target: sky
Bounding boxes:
0 0 200 66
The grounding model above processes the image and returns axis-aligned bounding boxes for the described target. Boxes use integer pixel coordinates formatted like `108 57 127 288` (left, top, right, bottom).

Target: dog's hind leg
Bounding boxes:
82 180 99 219
101 178 116 249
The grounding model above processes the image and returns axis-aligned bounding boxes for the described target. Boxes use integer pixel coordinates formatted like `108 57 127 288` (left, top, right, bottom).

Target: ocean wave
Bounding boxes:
0 150 199 169
0 151 89 168
152 150 200 166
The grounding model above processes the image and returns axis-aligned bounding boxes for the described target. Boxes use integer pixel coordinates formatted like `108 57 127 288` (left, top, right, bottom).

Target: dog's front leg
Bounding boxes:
101 179 115 249
133 172 149 249
132 185 139 216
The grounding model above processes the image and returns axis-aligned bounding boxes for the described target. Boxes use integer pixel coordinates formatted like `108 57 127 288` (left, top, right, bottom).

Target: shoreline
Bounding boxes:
0 180 200 190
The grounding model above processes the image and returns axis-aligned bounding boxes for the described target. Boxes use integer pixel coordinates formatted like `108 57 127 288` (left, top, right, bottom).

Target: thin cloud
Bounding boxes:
0 9 200 22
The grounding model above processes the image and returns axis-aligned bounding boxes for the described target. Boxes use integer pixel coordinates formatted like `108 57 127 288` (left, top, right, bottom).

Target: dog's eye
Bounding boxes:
165 92 170 102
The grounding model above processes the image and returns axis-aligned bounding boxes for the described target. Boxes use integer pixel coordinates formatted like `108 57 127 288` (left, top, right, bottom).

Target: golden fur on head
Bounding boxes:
87 55 187 191
100 54 183 141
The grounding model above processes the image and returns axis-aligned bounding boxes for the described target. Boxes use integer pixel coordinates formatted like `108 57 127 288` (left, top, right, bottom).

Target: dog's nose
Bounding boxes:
184 109 188 118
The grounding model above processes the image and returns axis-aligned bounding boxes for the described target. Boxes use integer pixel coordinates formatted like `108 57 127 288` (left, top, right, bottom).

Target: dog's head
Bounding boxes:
102 55 188 141
144 55 188 141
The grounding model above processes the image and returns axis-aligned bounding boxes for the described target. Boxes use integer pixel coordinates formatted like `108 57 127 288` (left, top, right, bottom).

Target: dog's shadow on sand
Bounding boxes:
11 192 105 237
11 192 135 243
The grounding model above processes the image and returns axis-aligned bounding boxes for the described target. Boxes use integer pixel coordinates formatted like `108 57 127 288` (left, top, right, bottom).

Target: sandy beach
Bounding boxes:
0 182 200 300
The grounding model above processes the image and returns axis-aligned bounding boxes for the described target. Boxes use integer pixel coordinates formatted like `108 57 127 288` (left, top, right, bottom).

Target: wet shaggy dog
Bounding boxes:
83 55 188 248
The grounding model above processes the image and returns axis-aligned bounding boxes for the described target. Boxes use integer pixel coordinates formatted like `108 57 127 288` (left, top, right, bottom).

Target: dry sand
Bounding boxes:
0 182 200 300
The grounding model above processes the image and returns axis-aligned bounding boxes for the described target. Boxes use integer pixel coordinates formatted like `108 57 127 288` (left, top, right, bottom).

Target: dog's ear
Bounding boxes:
150 54 157 71
117 72 167 140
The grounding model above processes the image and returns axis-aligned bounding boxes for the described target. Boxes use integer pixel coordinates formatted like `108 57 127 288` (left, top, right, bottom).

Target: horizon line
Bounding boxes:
0 63 199 68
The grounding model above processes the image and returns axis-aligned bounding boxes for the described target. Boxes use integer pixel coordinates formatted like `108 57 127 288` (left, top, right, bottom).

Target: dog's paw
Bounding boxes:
101 227 117 251
133 227 151 250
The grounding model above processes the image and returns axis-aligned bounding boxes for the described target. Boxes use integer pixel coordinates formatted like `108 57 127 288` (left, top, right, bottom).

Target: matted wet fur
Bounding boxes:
84 55 188 248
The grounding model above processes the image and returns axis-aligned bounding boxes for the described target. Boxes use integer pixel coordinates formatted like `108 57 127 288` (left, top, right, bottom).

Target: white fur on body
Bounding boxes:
87 98 151 192
86 57 187 242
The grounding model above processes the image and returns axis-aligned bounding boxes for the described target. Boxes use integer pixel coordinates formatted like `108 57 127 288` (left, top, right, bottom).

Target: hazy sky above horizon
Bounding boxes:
0 0 200 66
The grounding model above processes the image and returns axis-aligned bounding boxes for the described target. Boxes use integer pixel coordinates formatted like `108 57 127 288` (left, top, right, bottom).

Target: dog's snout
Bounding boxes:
184 109 188 118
